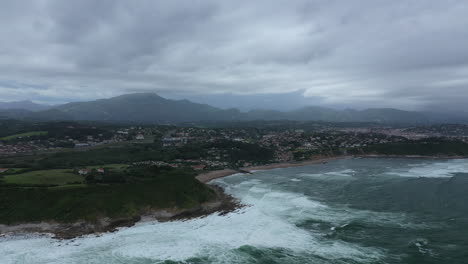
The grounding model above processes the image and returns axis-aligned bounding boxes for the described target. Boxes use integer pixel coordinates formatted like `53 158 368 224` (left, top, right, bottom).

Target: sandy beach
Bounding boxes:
196 156 351 183
196 154 468 183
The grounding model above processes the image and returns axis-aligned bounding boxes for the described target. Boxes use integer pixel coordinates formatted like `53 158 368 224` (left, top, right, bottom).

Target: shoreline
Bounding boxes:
0 184 241 240
2 154 466 240
196 155 352 183
196 154 468 183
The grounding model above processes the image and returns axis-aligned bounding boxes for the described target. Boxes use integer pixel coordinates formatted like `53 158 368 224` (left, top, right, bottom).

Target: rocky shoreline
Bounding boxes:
0 184 241 240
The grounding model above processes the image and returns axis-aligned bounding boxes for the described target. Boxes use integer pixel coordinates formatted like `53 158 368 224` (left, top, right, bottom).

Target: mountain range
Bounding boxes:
0 93 466 124
0 100 51 112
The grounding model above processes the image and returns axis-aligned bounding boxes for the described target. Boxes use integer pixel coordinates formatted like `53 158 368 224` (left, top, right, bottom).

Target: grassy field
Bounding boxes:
0 168 28 174
0 164 128 186
0 131 48 141
0 169 216 224
1 169 84 186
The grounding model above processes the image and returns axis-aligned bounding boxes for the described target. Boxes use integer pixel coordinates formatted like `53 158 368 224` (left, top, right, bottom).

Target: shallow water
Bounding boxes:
1 158 468 264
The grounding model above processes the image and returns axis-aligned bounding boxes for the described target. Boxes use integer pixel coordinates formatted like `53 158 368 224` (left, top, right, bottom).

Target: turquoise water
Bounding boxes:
1 158 468 263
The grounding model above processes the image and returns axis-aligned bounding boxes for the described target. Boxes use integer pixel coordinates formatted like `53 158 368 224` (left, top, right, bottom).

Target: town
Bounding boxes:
2 121 468 175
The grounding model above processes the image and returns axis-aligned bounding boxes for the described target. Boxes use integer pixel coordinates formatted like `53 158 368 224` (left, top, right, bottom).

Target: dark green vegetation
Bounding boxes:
2 169 83 186
0 120 115 146
2 93 467 124
0 131 48 141
208 140 274 164
0 164 127 187
0 140 273 170
0 119 35 138
0 167 215 224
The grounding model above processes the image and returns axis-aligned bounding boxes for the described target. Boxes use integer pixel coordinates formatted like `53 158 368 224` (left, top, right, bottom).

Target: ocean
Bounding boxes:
1 158 468 264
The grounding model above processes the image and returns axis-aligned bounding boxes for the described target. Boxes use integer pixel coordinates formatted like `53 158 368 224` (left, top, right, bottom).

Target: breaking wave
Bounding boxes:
387 159 468 178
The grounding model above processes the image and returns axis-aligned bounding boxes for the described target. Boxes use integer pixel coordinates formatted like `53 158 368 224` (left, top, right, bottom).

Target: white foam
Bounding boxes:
299 169 356 179
387 159 468 178
0 176 386 263
0 208 314 263
325 169 356 177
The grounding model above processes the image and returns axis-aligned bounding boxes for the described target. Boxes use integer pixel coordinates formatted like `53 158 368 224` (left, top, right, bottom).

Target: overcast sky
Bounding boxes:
1 0 467 111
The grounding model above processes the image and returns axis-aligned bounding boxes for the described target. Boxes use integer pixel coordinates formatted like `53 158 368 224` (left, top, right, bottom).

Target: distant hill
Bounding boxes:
0 109 35 120
1 93 466 124
0 108 73 121
0 100 51 112
53 93 242 123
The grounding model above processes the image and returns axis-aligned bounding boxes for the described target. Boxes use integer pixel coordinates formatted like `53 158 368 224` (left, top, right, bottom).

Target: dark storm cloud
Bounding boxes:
0 0 467 111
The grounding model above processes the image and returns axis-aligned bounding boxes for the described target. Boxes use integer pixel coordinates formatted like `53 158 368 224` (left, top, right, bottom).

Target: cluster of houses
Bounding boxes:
338 126 468 142
301 133 403 150
162 137 188 147
159 127 255 148
77 168 105 175
153 126 411 163
0 127 150 155
258 130 409 161
131 158 231 171
0 142 48 155
72 133 132 148
401 124 468 140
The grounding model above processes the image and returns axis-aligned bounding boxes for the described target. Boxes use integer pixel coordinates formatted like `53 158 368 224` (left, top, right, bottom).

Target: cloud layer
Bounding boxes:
1 0 468 110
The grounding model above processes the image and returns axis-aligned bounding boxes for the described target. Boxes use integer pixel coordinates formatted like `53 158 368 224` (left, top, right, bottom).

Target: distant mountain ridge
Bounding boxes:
53 93 242 122
0 93 466 124
0 100 51 112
